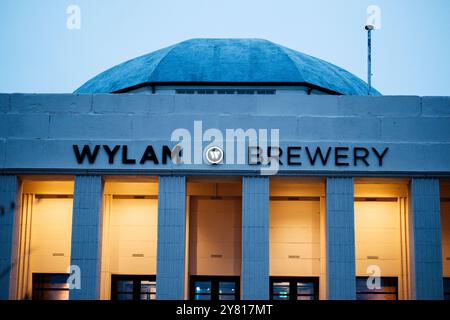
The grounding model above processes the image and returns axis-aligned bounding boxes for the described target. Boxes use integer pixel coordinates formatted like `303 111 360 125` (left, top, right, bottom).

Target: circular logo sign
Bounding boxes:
205 146 224 164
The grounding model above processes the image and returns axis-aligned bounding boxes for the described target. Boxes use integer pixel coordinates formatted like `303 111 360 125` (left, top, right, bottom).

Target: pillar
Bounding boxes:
409 178 443 300
242 176 269 300
326 177 356 300
69 175 103 300
156 176 186 300
0 175 18 300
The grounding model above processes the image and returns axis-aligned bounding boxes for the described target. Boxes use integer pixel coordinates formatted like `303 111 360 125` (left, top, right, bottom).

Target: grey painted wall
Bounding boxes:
0 94 449 175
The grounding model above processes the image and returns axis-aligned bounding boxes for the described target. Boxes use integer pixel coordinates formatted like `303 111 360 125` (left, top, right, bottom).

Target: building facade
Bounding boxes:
0 39 449 300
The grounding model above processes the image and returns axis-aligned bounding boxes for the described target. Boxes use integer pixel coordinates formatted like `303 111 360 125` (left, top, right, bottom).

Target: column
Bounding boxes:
409 178 443 300
69 175 103 300
156 176 186 300
326 177 356 300
0 175 18 300
242 176 269 300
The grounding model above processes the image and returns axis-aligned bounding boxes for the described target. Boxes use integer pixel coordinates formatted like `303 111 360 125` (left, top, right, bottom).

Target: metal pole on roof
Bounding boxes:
365 24 374 95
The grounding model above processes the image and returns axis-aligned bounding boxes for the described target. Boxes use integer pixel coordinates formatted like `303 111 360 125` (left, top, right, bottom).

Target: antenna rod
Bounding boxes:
365 24 374 95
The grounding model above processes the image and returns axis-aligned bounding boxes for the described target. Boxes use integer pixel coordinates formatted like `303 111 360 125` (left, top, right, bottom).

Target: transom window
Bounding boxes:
270 277 319 300
356 277 398 300
190 276 240 301
32 273 70 300
111 275 156 300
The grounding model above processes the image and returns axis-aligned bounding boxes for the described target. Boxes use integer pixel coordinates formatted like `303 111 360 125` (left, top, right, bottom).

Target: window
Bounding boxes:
444 278 450 300
236 89 255 94
111 275 156 300
217 89 236 94
356 277 398 300
175 89 276 95
256 89 276 95
196 89 214 94
270 277 319 300
190 276 240 301
175 89 195 94
32 273 70 300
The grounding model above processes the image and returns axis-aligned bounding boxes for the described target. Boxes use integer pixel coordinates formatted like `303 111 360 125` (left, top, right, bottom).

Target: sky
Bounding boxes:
0 0 449 96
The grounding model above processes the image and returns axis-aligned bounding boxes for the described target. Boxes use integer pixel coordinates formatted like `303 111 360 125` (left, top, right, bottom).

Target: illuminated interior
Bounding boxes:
269 178 325 300
354 179 410 300
15 178 74 300
187 178 242 300
9 177 425 300
100 178 158 300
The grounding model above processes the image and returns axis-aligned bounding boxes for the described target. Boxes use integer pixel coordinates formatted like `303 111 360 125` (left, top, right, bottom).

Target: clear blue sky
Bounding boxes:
0 0 449 95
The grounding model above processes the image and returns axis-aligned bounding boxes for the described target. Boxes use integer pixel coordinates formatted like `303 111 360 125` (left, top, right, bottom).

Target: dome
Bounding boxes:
74 38 380 96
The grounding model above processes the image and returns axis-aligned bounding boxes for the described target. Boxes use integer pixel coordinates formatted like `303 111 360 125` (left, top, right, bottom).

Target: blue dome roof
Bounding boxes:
75 38 380 95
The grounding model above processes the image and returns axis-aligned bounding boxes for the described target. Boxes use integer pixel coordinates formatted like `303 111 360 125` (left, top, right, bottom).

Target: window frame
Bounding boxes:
444 277 450 300
269 276 319 301
32 273 70 300
111 274 156 301
190 275 240 301
356 276 398 300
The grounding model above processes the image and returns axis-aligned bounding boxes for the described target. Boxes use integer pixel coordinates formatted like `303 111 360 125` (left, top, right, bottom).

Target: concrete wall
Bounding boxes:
0 94 449 175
